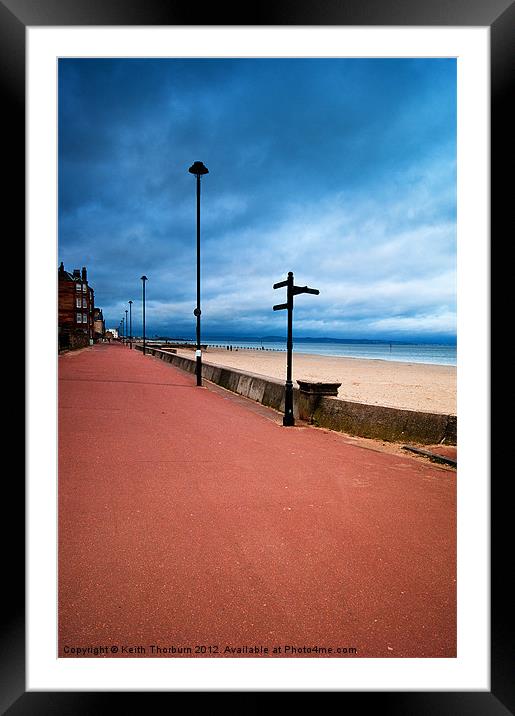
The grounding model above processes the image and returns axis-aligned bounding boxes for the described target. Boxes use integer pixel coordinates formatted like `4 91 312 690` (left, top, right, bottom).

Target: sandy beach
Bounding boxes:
176 347 456 415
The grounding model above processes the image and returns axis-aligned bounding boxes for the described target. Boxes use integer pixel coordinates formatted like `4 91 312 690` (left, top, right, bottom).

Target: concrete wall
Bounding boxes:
308 396 456 445
135 345 456 445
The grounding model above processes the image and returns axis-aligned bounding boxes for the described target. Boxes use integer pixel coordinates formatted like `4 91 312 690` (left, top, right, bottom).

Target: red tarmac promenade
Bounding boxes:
59 343 456 658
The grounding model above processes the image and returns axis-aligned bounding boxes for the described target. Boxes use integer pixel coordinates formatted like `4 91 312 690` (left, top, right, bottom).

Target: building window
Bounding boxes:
82 313 88 323
76 313 82 323
76 283 81 292
76 297 81 308
82 297 87 308
82 284 87 292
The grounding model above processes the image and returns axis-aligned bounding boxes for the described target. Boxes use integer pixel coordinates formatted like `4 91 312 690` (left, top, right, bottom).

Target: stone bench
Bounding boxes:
296 380 342 421
296 380 341 396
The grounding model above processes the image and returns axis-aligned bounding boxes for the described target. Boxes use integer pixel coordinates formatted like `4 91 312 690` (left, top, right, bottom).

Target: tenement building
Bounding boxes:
58 262 99 351
93 307 106 342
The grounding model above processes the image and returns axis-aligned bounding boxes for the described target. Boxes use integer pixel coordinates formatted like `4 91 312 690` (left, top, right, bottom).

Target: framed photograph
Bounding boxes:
9 0 507 711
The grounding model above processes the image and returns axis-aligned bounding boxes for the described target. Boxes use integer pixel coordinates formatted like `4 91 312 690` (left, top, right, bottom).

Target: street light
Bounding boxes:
125 309 128 346
121 317 125 345
141 275 148 355
128 300 133 349
188 160 209 387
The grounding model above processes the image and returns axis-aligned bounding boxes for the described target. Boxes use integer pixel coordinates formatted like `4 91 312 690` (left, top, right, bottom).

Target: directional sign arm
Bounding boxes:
273 303 288 311
292 285 320 295
273 279 289 289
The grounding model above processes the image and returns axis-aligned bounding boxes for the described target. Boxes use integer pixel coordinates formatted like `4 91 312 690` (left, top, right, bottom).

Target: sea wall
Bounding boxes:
135 345 456 445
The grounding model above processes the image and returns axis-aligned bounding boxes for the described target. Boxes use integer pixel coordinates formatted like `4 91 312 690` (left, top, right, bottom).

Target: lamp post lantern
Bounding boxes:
188 161 209 386
128 300 133 349
141 275 148 355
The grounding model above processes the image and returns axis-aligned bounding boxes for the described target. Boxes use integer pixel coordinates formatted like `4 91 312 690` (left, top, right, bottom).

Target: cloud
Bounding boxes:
58 57 456 341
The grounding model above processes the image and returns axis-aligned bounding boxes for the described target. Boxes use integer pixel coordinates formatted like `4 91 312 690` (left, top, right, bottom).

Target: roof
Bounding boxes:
59 270 81 282
58 263 90 284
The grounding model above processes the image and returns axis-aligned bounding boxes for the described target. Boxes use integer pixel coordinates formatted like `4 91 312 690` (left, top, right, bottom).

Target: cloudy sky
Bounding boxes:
58 58 456 343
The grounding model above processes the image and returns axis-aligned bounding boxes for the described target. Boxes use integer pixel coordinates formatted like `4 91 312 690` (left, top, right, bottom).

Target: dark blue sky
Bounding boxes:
58 58 456 342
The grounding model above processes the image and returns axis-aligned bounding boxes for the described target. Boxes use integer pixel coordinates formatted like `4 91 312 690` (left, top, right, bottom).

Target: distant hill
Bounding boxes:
259 336 411 345
200 335 456 346
151 333 456 347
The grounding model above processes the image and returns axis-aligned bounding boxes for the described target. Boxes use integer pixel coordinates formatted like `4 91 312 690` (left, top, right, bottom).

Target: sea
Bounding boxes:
167 339 457 366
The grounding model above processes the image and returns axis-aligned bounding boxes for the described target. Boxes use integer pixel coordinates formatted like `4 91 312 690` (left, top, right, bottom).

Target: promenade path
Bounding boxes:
59 343 456 658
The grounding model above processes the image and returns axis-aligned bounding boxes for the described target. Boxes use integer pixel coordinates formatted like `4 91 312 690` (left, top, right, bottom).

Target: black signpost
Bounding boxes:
273 271 319 426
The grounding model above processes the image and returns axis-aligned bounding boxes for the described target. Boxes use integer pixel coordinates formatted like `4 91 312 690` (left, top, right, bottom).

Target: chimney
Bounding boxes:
73 269 80 278
81 266 87 282
59 262 65 275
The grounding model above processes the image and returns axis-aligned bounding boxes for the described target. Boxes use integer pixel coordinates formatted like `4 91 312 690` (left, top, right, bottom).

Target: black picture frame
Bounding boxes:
7 0 508 711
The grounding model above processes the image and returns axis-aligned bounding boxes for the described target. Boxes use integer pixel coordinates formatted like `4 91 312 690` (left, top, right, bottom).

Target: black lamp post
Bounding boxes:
119 320 123 342
128 300 133 349
188 161 209 386
141 275 148 355
125 309 128 346
121 317 125 344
